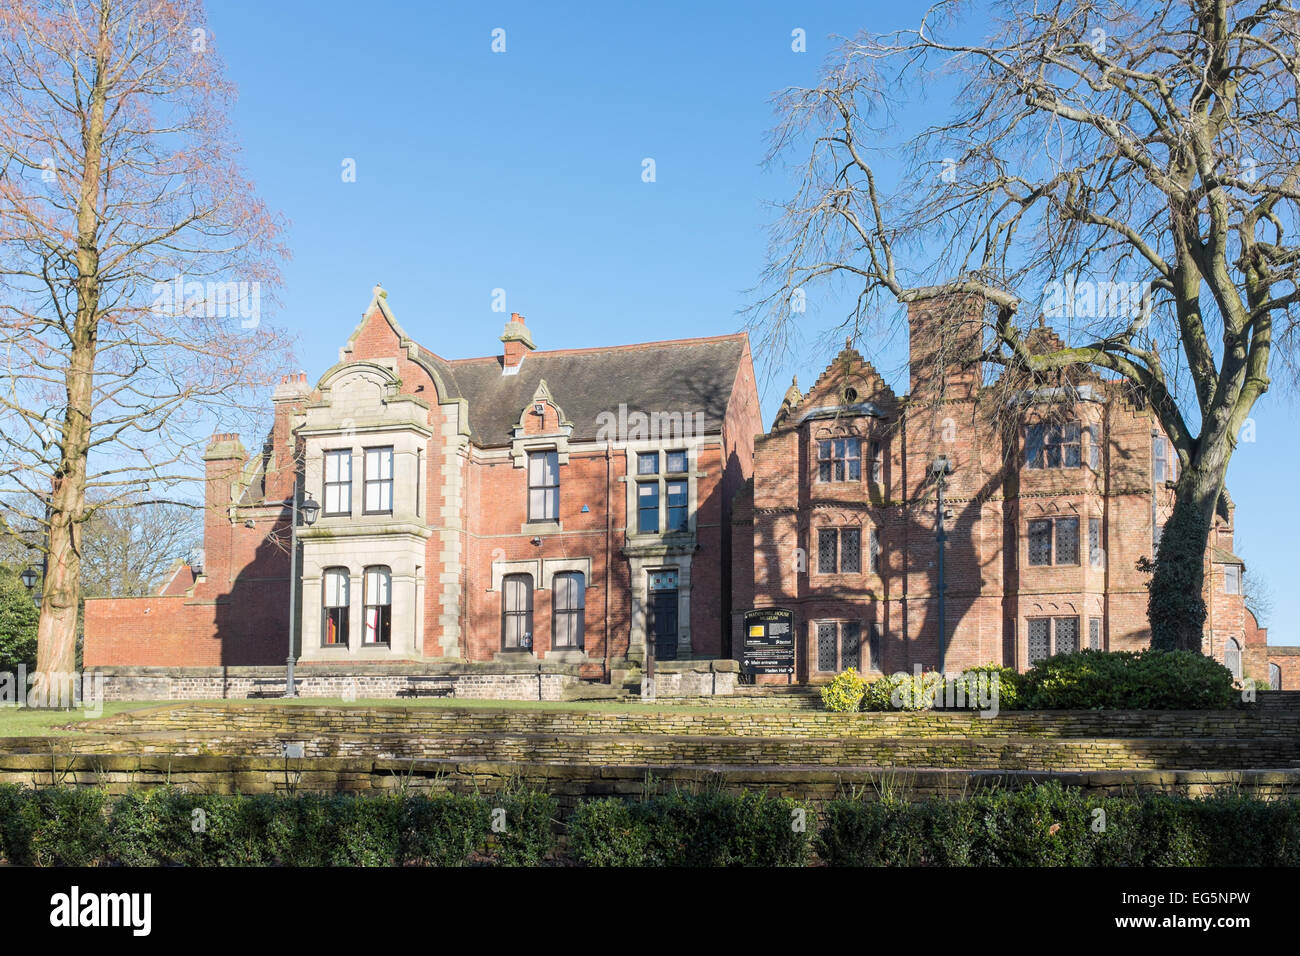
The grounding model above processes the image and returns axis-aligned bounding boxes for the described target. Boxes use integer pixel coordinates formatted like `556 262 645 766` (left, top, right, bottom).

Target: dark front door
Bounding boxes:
649 589 678 661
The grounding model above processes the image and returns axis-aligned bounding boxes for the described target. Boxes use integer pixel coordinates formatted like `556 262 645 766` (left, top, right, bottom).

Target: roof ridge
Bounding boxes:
439 331 747 364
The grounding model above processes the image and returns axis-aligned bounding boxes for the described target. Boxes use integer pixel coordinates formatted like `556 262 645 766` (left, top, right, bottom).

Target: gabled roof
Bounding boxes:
418 335 750 447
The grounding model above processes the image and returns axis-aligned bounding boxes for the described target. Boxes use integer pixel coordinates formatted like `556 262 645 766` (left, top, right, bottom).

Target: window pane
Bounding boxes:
817 622 838 672
666 480 688 531
818 440 831 460
365 567 391 606
637 453 658 475
1028 619 1050 663
1087 425 1101 468
841 528 861 573
841 622 861 671
665 450 687 473
1225 639 1241 679
869 528 880 573
818 461 832 482
1028 520 1053 566
1089 617 1102 651
637 483 659 533
1054 617 1078 654
817 528 838 573
1055 518 1080 565
324 569 349 608
1025 424 1045 468
867 624 882 672
1089 518 1102 566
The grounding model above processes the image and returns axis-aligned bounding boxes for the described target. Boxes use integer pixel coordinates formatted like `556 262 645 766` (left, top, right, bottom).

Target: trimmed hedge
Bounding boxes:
1 785 537 867
817 782 1300 866
3 783 1296 866
569 790 813 866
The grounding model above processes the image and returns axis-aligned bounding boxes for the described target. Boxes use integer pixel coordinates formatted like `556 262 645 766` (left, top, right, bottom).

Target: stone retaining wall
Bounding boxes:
86 702 1300 741
0 753 1295 808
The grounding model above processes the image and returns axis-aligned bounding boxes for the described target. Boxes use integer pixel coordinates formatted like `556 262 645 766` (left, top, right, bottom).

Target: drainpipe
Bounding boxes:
605 441 612 684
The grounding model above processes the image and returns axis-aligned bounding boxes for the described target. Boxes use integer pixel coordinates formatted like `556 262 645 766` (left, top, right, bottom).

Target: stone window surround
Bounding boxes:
628 552 693 662
488 556 592 593
298 544 427 662
623 441 704 539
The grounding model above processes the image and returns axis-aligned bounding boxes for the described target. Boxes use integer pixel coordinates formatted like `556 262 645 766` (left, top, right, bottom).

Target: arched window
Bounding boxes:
552 572 585 649
1270 663 1282 691
501 574 533 650
1224 638 1242 680
322 568 350 646
363 566 392 645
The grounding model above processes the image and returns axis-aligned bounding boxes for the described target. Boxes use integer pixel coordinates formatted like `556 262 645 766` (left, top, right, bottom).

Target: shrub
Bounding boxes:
568 798 650 866
400 793 491 866
952 664 1022 712
821 668 866 712
327 794 404 866
862 672 939 711
492 788 556 866
570 791 812 866
816 782 1300 866
1019 649 1236 710
20 786 109 866
0 784 33 865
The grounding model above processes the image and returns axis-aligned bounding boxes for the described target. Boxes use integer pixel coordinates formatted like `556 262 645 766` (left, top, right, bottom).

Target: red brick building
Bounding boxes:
85 289 1292 689
84 286 762 679
731 295 1293 686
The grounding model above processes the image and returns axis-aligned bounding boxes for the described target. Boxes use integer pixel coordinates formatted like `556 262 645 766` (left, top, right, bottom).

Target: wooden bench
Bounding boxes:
401 676 453 698
248 678 290 699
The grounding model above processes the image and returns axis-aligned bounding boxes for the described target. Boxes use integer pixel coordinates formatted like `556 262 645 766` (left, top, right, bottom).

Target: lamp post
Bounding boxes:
284 483 320 698
930 454 954 674
20 566 37 606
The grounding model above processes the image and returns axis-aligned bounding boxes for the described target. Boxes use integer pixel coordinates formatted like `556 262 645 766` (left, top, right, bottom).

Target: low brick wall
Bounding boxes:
0 753 1295 809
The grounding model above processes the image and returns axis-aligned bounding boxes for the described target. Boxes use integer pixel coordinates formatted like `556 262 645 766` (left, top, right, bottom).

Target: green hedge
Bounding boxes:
0 785 542 867
817 782 1300 866
825 650 1237 712
569 790 813 866
4 782 1296 866
1017 649 1237 710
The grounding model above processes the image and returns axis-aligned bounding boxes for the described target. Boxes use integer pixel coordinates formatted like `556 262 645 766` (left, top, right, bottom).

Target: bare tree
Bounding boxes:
755 0 1297 651
79 497 201 598
0 0 292 699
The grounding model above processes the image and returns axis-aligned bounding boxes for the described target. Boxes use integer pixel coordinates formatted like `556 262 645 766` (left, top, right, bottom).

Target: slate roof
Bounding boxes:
416 335 749 447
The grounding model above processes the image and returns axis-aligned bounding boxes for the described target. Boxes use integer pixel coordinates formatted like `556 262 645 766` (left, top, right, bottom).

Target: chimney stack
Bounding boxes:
501 312 535 371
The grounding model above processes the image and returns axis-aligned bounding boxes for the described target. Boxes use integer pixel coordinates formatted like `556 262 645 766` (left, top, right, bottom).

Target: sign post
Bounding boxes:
741 608 795 683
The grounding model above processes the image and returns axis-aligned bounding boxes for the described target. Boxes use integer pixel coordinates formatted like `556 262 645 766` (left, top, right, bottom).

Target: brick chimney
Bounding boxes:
907 294 985 401
500 312 535 371
267 372 311 501
202 432 247 585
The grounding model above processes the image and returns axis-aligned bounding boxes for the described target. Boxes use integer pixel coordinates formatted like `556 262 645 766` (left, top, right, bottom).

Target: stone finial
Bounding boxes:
373 283 387 299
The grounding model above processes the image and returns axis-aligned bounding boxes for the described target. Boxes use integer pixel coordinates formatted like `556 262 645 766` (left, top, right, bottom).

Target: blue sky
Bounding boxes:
207 1 1296 642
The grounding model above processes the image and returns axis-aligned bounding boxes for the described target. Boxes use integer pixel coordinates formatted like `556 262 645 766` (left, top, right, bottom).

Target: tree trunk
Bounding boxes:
1148 459 1226 653
30 11 106 708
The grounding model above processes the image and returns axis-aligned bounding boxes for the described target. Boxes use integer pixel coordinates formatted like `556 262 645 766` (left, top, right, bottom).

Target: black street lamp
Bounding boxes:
284 488 320 698
20 566 37 590
930 455 954 673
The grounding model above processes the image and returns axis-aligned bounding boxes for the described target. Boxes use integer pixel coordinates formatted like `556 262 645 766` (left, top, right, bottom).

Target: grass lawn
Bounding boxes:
0 701 170 737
